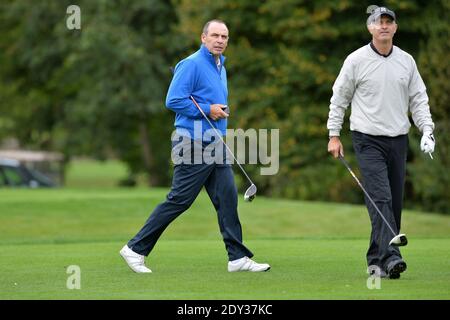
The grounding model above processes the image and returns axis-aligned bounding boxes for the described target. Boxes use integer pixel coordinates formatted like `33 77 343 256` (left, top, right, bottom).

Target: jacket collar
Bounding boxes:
200 44 226 67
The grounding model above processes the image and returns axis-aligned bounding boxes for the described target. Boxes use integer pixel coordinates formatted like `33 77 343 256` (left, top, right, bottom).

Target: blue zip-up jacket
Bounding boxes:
166 45 228 141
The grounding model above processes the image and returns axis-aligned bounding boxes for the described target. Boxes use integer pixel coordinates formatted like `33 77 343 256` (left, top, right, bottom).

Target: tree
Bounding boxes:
175 0 449 212
408 0 450 213
0 0 182 186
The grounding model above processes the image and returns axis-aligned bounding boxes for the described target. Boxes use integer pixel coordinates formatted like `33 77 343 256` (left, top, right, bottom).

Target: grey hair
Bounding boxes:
202 19 227 35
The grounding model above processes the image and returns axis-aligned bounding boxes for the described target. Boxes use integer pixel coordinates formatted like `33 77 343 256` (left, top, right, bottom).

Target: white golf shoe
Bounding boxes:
119 245 152 273
228 256 271 272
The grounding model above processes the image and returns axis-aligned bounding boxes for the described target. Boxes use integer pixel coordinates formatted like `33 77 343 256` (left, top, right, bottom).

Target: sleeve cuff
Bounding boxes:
198 103 210 116
329 130 340 137
422 126 433 135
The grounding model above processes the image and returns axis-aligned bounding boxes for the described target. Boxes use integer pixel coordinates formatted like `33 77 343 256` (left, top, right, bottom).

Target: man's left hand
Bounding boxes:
209 104 229 120
420 132 435 154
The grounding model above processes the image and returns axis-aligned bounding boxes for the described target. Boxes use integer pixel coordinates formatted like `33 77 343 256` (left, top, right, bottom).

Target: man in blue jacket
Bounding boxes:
120 20 270 273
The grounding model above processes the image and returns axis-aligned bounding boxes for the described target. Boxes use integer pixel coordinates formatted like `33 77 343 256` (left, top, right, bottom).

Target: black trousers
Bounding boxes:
127 139 253 261
351 131 408 270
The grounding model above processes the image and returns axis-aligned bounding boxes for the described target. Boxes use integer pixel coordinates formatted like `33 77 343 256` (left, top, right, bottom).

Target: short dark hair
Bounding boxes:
202 19 227 35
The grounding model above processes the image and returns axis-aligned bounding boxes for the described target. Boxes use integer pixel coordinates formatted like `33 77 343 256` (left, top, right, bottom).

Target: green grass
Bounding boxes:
64 158 150 188
0 187 449 299
65 158 145 188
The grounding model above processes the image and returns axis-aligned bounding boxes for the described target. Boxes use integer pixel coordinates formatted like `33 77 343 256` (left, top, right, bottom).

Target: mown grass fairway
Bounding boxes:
1 188 449 299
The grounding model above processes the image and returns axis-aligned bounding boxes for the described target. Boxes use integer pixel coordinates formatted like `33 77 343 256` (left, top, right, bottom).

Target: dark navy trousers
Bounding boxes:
128 139 253 261
352 131 408 270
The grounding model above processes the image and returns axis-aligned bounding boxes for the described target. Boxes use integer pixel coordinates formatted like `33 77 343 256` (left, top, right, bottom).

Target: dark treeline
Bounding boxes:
0 0 448 213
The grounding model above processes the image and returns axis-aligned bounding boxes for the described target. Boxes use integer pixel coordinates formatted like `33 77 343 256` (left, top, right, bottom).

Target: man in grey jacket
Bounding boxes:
327 5 435 279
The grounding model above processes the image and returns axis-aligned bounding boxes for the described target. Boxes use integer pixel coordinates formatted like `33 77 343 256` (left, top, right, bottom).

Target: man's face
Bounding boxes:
368 15 397 42
201 22 229 56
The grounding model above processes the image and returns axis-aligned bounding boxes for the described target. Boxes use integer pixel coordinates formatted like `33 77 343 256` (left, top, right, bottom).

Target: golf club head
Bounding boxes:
244 184 257 202
389 233 408 246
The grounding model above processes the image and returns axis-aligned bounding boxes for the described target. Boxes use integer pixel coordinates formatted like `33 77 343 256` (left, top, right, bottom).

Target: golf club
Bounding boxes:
338 155 408 246
169 67 257 201
189 95 257 202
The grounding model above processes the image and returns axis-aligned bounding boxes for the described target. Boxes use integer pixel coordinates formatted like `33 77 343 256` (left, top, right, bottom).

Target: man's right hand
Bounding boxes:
328 136 344 158
209 104 229 120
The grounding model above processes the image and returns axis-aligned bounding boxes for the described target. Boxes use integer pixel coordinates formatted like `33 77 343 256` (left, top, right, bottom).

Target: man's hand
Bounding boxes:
328 136 344 158
209 104 229 120
420 131 435 154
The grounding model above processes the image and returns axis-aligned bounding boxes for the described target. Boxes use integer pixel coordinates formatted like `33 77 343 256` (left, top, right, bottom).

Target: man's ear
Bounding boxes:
201 33 206 44
392 22 398 34
367 24 374 36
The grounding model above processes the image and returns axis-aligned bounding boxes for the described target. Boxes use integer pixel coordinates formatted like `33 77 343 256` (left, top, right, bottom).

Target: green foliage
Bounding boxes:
0 1 448 212
407 0 450 213
0 0 181 186
175 0 449 213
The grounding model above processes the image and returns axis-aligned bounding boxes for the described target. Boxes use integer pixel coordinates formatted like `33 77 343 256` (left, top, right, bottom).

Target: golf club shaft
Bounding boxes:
339 156 397 237
189 96 255 186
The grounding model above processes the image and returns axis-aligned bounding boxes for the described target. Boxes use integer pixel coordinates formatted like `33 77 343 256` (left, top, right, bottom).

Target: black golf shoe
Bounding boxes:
386 260 407 279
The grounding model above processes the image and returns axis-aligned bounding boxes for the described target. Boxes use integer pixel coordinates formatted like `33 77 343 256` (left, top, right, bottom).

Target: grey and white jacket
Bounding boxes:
327 44 434 137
